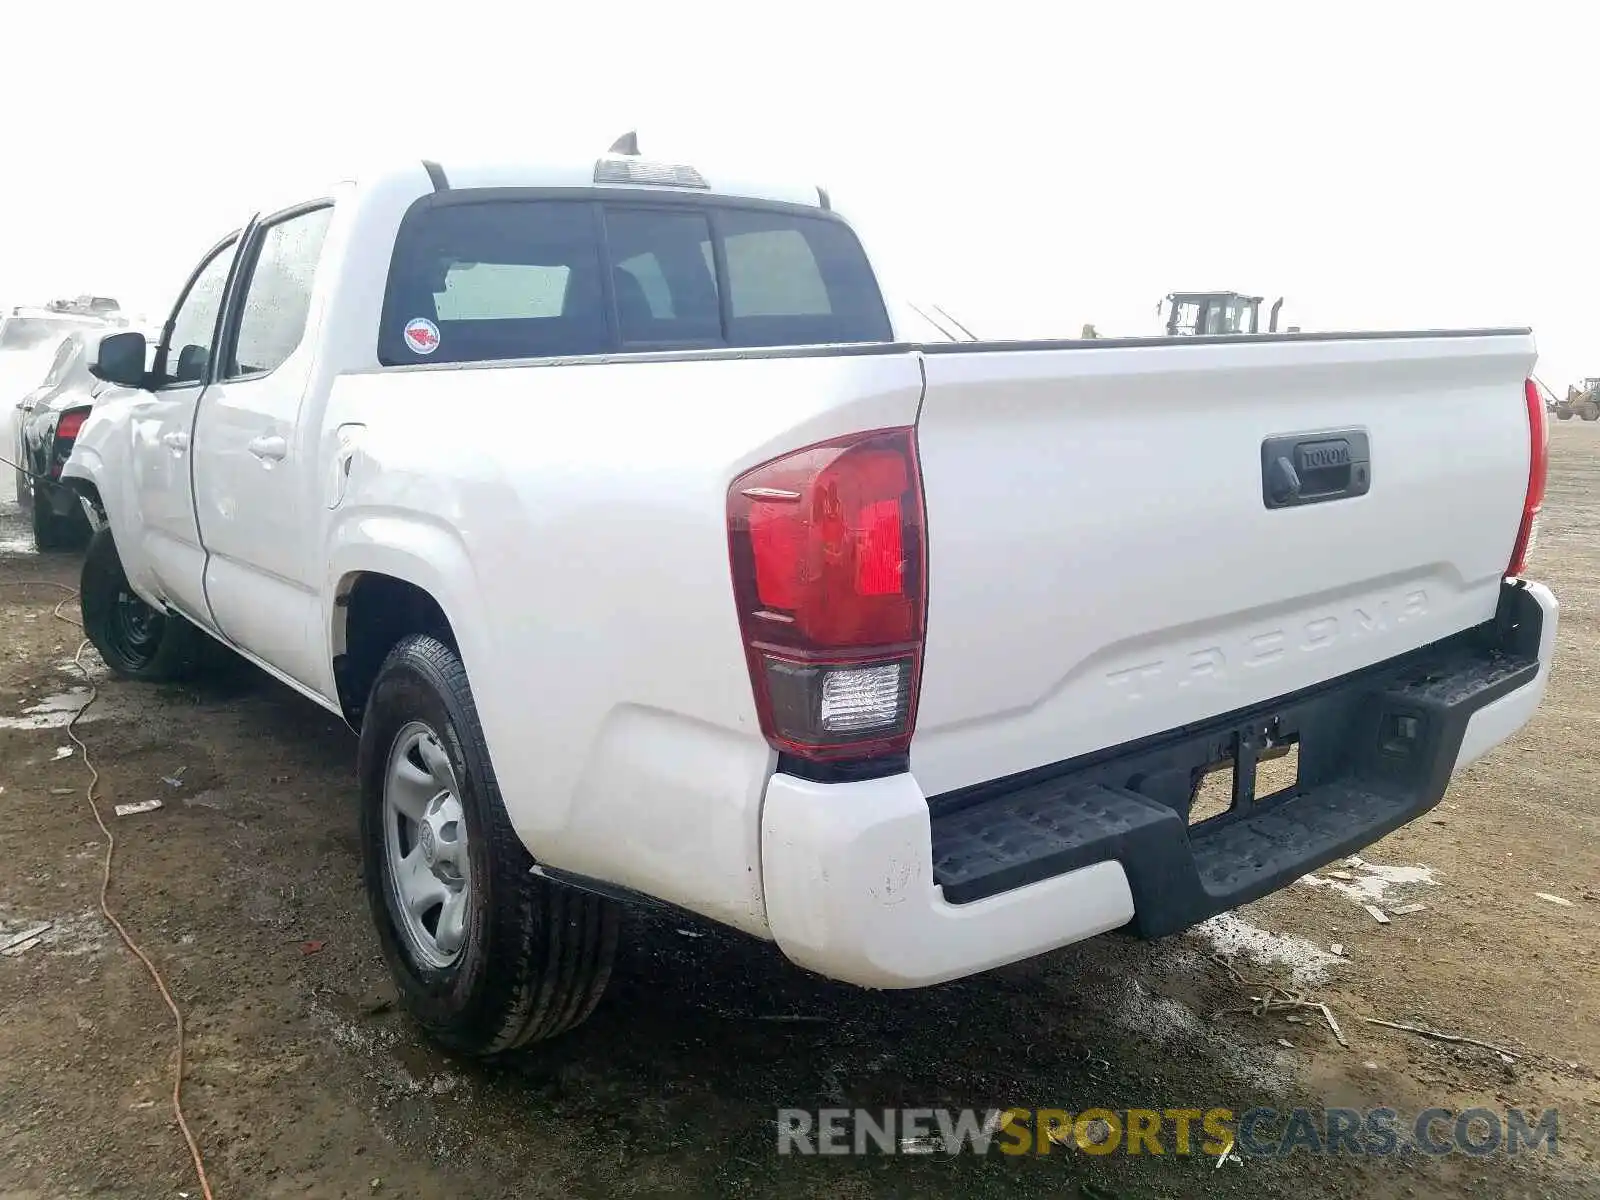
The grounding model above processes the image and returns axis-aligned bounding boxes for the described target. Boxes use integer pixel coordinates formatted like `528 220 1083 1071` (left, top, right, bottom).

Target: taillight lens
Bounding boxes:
1508 378 1548 577
728 427 926 762
49 409 91 478
54 409 89 443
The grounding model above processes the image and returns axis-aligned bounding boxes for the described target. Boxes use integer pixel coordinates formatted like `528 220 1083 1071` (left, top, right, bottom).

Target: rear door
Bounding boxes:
193 200 336 693
909 332 1538 796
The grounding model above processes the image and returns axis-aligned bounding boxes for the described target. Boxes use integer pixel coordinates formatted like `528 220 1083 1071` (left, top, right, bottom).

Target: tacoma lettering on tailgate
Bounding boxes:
1105 590 1429 703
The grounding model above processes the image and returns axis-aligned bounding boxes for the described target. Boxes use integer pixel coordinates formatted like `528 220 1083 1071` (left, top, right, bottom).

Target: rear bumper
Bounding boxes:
1454 582 1557 770
760 580 1556 989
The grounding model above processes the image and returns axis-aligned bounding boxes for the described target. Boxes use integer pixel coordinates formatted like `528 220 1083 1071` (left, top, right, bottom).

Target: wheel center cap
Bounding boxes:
418 821 437 865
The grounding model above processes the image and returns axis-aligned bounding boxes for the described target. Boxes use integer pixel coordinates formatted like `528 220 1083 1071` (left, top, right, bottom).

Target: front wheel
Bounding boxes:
79 528 201 680
358 634 619 1056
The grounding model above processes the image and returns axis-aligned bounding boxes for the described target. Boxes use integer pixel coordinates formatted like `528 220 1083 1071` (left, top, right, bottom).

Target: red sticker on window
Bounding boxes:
403 317 440 355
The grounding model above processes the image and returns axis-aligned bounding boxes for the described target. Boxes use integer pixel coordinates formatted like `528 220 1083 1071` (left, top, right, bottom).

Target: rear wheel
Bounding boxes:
30 480 90 552
79 528 201 680
1583 403 1600 422
358 634 619 1056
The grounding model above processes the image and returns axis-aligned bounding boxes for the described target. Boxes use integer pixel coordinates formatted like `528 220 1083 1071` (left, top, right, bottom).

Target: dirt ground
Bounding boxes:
2 426 1598 1200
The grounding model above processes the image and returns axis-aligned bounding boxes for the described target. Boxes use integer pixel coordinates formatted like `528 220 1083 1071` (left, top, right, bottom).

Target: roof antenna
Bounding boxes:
908 301 961 343
931 303 978 341
608 131 640 156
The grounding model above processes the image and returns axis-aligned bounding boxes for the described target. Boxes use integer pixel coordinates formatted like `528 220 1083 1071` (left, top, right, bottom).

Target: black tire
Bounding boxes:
30 480 90 552
1558 409 1574 420
1584 405 1599 422
79 528 201 680
357 634 619 1056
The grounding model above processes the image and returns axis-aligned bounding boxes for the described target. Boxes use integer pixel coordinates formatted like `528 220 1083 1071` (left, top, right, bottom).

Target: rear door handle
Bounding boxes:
327 423 366 509
248 434 287 462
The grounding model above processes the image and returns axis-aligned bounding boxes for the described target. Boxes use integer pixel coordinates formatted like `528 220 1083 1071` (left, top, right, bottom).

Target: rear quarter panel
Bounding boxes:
321 349 924 935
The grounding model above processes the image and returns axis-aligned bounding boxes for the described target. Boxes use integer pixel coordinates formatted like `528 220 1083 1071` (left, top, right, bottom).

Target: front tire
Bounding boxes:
358 634 619 1056
79 528 201 680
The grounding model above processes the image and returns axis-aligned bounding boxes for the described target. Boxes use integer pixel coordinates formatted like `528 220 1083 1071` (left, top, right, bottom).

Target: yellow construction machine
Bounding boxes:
1080 291 1296 340
1161 291 1295 336
1553 378 1600 422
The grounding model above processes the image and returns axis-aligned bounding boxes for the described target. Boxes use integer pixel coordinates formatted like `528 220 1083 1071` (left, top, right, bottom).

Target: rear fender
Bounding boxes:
325 515 491 705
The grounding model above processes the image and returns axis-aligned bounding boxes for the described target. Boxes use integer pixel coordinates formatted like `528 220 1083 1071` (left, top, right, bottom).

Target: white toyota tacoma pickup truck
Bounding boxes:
63 147 1557 1056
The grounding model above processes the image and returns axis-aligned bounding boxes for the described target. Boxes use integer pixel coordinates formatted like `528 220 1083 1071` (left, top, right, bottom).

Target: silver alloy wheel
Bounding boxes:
382 721 471 970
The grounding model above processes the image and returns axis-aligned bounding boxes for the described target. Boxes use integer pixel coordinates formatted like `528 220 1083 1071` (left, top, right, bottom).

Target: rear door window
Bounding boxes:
381 196 891 366
226 205 334 378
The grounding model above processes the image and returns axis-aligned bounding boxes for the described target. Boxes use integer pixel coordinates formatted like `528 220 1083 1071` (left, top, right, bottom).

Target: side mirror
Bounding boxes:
174 344 208 383
89 331 149 388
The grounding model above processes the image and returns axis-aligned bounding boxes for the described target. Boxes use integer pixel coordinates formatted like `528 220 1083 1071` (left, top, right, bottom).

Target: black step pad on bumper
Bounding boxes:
928 584 1543 938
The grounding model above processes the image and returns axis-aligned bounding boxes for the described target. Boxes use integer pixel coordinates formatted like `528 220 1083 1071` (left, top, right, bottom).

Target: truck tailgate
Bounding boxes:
910 331 1538 796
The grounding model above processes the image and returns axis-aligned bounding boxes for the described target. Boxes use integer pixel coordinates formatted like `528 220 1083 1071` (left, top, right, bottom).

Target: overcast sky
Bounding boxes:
3 1 1593 386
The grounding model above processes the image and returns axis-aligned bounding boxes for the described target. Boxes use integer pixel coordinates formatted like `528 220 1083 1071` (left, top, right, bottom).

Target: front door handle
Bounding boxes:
248 434 287 462
162 431 189 454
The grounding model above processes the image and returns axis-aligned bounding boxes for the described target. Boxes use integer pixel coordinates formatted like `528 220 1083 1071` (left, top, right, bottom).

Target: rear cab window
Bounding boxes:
379 193 891 366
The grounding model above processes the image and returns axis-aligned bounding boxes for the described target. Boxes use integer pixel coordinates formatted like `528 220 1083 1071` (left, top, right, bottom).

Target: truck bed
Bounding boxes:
312 321 1542 960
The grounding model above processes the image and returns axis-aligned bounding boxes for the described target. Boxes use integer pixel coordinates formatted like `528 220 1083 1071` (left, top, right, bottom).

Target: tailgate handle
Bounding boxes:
1261 429 1370 509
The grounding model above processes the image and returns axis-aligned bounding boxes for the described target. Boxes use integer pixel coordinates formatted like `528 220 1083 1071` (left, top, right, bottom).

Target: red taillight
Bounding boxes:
48 409 90 478
1508 378 1548 578
728 428 926 762
54 409 89 443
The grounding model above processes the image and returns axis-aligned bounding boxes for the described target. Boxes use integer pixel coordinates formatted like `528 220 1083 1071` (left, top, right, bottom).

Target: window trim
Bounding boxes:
377 187 892 368
152 230 245 392
216 198 335 385
590 199 621 349
707 209 736 340
357 338 913 376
